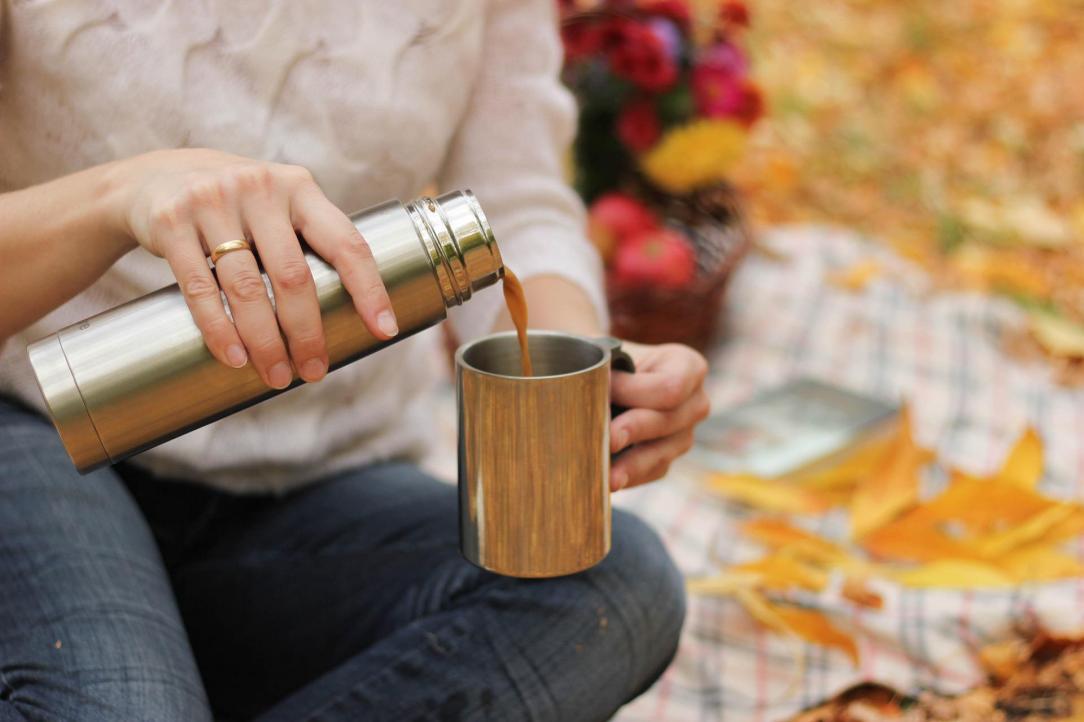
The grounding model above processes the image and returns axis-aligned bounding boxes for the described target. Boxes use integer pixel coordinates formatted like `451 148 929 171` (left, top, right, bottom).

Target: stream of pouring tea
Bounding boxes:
502 269 533 377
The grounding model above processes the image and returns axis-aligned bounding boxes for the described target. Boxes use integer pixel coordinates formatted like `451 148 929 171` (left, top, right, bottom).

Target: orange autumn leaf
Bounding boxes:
999 544 1084 583
741 518 846 563
970 504 1079 559
736 589 859 665
850 407 931 540
913 472 1054 534
861 512 976 563
895 559 1015 589
732 553 830 592
707 474 832 514
841 578 884 610
997 426 1044 490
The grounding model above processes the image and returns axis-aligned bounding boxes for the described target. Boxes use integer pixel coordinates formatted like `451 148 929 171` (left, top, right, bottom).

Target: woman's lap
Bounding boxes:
0 401 211 722
0 399 685 721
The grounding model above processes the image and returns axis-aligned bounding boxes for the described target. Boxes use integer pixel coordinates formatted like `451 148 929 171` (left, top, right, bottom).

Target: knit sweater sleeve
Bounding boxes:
438 0 608 341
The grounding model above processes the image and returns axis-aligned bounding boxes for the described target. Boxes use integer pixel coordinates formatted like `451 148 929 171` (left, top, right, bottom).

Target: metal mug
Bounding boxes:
456 331 635 578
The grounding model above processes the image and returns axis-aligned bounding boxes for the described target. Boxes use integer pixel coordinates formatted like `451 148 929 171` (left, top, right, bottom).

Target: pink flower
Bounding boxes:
617 99 662 153
691 62 746 118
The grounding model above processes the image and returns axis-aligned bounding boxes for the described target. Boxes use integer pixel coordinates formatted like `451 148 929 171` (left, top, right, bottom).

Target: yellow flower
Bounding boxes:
641 120 748 194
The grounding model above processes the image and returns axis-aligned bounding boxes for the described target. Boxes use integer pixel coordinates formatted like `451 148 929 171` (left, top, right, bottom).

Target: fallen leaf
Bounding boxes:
971 504 1078 559
735 589 859 665
895 559 1015 589
996 426 1043 490
1029 309 1084 359
850 407 931 539
741 518 846 563
999 545 1084 583
707 474 831 514
828 259 883 292
841 578 884 610
732 553 830 592
913 472 1054 535
861 513 976 563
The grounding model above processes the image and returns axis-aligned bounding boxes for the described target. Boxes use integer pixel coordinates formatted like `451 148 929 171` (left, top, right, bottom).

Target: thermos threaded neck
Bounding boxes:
408 190 504 308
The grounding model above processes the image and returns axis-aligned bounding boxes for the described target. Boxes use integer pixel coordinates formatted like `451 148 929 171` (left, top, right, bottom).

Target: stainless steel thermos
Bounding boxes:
27 190 504 473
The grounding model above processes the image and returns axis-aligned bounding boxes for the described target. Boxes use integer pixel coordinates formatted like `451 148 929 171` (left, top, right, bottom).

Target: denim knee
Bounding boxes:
594 509 686 696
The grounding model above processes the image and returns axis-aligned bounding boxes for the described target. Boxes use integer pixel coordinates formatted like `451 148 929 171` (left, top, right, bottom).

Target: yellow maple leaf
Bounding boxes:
971 504 1078 559
1028 310 1084 360
999 545 1084 583
736 589 859 665
731 553 830 592
913 472 1054 535
707 474 831 515
996 426 1044 490
827 259 883 292
895 559 1015 589
850 406 931 539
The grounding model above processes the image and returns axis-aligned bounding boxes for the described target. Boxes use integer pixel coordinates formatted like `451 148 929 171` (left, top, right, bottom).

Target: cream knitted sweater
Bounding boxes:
0 0 606 492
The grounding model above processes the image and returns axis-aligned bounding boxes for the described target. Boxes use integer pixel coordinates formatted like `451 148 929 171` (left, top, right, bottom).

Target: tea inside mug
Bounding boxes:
460 332 604 377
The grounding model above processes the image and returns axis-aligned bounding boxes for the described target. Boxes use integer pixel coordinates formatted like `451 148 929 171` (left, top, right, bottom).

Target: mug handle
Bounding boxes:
594 337 636 460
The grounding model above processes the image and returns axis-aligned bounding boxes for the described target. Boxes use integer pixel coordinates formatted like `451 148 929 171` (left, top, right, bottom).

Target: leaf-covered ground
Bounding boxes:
728 0 1084 371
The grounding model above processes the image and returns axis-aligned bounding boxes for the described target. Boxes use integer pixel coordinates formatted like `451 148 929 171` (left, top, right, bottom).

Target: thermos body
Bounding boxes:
27 190 504 473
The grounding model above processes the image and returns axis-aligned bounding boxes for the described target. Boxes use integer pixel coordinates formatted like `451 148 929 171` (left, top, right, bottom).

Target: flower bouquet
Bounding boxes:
559 0 761 350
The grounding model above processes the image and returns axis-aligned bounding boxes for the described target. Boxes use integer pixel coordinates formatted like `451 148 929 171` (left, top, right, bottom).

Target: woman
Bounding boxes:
0 1 709 720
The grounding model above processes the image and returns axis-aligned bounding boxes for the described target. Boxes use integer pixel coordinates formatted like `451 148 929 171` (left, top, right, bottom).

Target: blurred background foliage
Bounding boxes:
722 0 1084 362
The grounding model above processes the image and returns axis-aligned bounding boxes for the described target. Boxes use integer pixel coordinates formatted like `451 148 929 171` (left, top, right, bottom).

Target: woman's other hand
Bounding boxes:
609 341 711 491
114 148 397 389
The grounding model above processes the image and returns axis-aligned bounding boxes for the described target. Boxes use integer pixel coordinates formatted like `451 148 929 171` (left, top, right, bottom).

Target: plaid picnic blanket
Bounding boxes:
612 225 1084 722
419 224 1084 722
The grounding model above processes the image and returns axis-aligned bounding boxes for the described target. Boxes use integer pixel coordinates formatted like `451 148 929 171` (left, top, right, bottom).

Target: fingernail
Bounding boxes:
268 362 293 389
300 358 326 381
615 428 629 451
612 470 628 491
226 345 248 368
377 310 399 338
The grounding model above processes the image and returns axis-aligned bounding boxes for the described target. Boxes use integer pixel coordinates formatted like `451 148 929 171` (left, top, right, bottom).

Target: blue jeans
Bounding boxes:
0 398 684 721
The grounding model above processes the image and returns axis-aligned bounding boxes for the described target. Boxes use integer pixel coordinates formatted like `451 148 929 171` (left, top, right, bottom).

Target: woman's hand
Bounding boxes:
113 148 397 389
609 341 711 491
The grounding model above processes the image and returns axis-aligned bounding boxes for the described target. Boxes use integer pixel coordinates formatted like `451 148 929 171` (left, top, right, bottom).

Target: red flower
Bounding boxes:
612 228 697 288
733 81 764 127
719 0 750 28
617 99 662 153
608 22 678 92
640 0 692 33
561 21 605 61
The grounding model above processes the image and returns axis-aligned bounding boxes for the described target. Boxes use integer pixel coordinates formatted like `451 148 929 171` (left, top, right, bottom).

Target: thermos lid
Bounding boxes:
26 335 109 472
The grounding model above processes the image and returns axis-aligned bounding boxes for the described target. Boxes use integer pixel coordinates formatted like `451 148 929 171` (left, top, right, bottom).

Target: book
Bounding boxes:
691 378 900 479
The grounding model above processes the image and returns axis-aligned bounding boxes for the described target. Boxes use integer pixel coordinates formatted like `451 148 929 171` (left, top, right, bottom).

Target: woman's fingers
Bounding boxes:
242 196 327 382
611 429 695 491
158 220 247 370
196 204 293 390
289 180 398 341
610 389 710 454
611 345 708 411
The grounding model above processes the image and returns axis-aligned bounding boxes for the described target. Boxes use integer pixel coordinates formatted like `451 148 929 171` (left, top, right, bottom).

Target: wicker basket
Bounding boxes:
606 182 752 352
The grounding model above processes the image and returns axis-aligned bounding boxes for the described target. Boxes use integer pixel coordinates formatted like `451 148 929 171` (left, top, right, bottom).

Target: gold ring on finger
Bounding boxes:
210 239 253 265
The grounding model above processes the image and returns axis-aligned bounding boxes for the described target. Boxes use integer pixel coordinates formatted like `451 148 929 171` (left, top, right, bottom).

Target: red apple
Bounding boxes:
612 228 697 288
588 192 659 245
